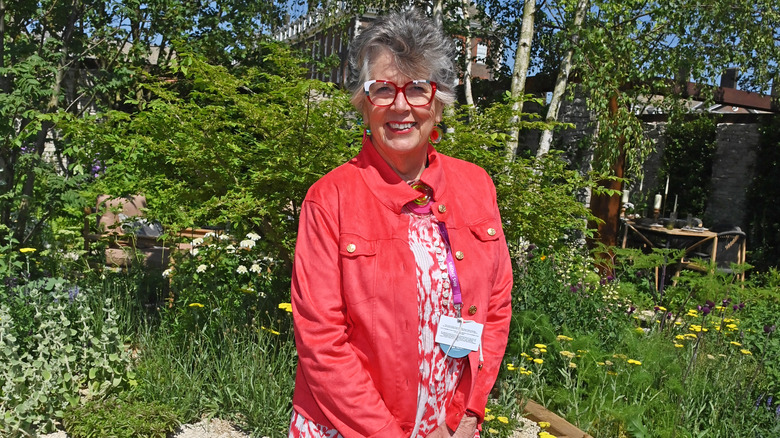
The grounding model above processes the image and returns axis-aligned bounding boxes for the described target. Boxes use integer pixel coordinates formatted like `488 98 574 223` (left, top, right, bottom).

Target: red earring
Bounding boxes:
429 126 443 144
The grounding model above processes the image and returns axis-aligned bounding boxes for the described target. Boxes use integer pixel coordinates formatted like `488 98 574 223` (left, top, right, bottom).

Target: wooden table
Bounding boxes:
621 219 719 290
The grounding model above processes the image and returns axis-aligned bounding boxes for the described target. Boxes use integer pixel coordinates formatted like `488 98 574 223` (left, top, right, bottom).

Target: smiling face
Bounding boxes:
363 50 443 181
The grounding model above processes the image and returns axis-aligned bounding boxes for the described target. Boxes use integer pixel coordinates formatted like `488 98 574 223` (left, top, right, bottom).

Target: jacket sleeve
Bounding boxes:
465 179 514 423
291 198 405 438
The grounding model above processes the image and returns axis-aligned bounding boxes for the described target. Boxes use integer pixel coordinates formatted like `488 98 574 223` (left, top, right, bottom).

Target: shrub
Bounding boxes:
63 397 179 438
0 278 134 436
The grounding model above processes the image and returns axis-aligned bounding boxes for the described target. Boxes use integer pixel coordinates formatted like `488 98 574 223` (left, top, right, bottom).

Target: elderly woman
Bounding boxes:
289 9 512 438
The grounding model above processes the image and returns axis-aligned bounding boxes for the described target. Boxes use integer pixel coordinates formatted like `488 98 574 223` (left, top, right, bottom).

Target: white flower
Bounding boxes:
226 244 236 253
191 237 204 247
162 268 173 278
189 247 199 256
204 232 216 238
250 263 262 273
246 232 261 241
218 234 230 241
240 239 256 249
196 264 207 273
237 265 248 274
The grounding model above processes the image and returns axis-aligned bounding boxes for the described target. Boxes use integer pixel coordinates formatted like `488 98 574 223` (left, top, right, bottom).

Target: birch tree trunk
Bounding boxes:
536 0 589 158
462 0 474 107
506 0 536 161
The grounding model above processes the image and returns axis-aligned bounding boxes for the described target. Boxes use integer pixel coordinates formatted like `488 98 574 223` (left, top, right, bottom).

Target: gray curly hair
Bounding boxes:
347 9 457 113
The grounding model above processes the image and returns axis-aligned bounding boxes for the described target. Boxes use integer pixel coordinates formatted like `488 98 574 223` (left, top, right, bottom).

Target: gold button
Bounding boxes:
455 251 464 260
438 204 447 213
346 243 356 253
468 305 477 315
487 228 496 236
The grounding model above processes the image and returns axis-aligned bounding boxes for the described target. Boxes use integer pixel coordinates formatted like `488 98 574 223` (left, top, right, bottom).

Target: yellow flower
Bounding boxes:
520 352 530 358
674 343 684 348
484 407 490 413
674 321 682 326
534 343 547 349
507 364 516 371
539 432 557 438
560 350 576 359
627 359 642 366
556 335 573 342
484 414 495 421
635 327 646 334
568 362 578 369
19 248 36 253
740 349 752 356
278 302 293 313
533 358 544 364
540 255 547 261
730 341 742 346
657 306 667 312
538 421 551 429
726 323 738 330
607 371 618 376
188 303 204 308
497 416 509 424
596 362 605 366
675 335 686 340
540 348 548 353
260 326 280 335
488 429 498 434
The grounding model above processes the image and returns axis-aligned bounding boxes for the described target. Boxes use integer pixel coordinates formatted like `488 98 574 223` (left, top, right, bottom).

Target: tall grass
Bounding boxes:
133 325 297 437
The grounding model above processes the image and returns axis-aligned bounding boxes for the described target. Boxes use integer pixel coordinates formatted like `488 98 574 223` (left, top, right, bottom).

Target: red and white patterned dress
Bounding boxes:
289 208 473 438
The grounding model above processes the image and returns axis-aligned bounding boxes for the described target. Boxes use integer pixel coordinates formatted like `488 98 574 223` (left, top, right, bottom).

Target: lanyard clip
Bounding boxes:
455 303 462 318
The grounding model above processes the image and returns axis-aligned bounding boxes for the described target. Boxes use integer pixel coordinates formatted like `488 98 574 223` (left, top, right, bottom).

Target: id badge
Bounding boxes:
435 315 484 358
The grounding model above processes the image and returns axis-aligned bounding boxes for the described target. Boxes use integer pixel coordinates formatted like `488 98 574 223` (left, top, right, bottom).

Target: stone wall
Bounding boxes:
704 123 760 229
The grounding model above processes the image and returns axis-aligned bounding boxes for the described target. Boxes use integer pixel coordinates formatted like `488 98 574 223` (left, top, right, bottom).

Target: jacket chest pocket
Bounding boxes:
456 218 504 287
339 234 378 305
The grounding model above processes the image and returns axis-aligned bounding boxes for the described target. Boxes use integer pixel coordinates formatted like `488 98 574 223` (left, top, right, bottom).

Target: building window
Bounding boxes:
476 44 487 64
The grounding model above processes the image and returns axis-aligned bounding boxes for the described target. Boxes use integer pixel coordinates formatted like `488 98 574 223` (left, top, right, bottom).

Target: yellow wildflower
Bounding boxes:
534 343 547 349
556 335 573 342
261 326 280 335
540 255 547 261
560 350 576 359
188 303 204 308
488 429 498 434
278 302 293 313
568 362 578 369
538 421 551 429
533 358 544 364
740 349 752 356
497 416 509 424
730 341 742 347
19 248 36 253
484 414 495 421
539 432 557 438
627 359 642 366
507 364 516 371
674 343 684 348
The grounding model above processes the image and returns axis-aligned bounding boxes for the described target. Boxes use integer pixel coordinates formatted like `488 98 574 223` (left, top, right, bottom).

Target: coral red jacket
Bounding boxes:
291 136 513 437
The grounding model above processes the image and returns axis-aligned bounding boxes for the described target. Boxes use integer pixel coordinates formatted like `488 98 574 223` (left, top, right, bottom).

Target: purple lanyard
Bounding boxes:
406 194 464 317
437 222 463 317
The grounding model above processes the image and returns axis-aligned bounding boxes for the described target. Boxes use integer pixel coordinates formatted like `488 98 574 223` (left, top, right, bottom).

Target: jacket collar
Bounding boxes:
354 133 447 214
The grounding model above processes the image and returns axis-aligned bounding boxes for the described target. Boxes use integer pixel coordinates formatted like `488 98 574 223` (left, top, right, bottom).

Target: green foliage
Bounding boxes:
0 278 134 436
133 325 297 436
164 231 281 335
63 397 179 438
60 45 357 277
661 115 717 218
505 246 780 437
746 114 780 272
440 101 599 252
